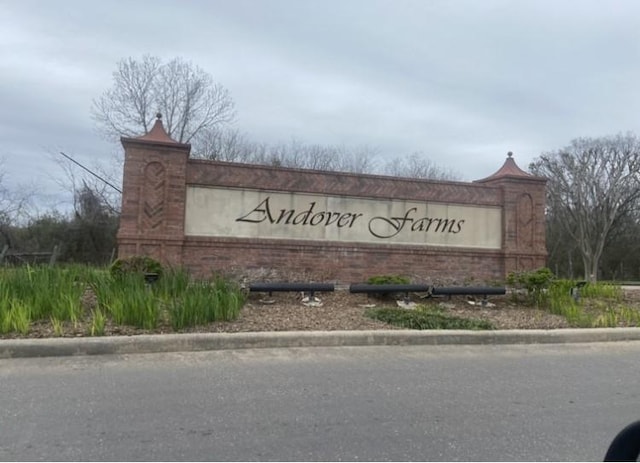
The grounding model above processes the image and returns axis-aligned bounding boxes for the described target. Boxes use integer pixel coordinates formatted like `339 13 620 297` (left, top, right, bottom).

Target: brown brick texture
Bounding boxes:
118 141 547 283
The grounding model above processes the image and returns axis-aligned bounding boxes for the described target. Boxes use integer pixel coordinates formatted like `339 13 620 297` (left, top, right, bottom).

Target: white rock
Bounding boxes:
396 300 417 309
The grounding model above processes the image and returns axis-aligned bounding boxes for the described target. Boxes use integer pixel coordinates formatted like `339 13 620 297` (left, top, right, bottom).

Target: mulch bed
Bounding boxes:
5 289 640 339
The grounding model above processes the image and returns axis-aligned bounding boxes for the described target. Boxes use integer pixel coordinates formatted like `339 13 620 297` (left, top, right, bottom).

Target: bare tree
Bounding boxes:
193 129 381 173
193 124 456 180
0 159 31 248
382 152 461 180
0 168 28 221
530 133 640 281
92 55 235 143
192 127 256 162
335 145 379 174
276 140 339 171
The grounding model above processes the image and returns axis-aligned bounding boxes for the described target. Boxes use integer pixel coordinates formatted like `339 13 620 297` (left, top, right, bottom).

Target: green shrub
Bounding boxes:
507 267 555 306
110 255 163 280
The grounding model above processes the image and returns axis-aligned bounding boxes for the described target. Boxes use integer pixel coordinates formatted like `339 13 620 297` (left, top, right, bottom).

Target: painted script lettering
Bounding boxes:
368 208 464 239
237 196 363 228
237 197 466 239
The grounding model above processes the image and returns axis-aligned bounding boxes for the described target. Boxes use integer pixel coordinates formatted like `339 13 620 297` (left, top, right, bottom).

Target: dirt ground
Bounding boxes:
206 290 571 333
9 288 640 340
199 287 640 333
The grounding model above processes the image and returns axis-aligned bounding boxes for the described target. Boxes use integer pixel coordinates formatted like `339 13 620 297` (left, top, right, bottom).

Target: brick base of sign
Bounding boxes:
118 234 545 284
117 119 547 284
181 237 507 283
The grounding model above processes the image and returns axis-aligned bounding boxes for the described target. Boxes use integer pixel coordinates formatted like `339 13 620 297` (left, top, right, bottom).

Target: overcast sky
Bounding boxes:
2 0 640 212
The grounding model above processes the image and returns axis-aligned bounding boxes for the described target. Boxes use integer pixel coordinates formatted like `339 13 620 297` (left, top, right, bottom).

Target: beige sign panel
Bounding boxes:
185 187 502 249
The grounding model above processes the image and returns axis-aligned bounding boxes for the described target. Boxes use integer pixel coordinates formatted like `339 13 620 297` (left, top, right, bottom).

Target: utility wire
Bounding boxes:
59 152 122 194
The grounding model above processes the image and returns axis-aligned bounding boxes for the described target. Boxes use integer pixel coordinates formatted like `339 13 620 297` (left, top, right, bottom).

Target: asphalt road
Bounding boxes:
1 342 640 461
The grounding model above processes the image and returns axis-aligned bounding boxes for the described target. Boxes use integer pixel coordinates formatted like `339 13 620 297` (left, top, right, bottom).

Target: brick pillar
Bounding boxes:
117 114 191 268
475 153 547 276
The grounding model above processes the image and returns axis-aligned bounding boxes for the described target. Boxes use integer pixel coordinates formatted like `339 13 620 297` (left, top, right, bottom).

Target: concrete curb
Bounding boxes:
2 328 640 358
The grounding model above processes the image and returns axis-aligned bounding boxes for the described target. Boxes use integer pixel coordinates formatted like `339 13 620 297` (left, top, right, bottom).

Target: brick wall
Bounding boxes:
118 120 547 283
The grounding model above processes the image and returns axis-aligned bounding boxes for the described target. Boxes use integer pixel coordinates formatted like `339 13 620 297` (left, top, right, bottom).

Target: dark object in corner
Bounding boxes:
604 420 640 461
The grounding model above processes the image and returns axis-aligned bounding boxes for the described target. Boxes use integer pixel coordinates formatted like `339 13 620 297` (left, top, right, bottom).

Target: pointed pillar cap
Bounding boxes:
121 113 191 151
475 152 543 183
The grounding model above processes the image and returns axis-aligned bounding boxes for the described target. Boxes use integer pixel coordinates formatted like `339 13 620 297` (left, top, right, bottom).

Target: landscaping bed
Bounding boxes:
2 264 640 339
6 289 626 339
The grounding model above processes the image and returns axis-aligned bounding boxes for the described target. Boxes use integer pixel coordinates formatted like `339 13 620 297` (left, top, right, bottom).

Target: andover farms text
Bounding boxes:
236 196 465 240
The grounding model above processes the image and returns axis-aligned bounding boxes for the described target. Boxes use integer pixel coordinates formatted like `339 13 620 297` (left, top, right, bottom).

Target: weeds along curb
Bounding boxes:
2 328 640 358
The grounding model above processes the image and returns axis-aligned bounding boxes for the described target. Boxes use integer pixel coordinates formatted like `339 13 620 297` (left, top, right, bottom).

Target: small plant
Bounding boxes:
110 255 163 280
507 267 555 306
367 275 411 285
89 309 106 336
364 275 412 300
50 317 64 337
581 282 623 300
592 309 619 328
1 300 31 335
619 306 640 325
366 307 493 330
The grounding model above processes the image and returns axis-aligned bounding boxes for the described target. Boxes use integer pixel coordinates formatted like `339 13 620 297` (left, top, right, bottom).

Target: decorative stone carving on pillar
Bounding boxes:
142 161 166 232
517 193 534 250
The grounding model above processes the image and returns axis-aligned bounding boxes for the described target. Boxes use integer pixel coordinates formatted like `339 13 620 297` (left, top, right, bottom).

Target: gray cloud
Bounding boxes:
2 0 640 211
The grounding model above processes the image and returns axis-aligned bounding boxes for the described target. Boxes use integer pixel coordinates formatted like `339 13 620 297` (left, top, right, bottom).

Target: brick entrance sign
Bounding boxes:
117 116 546 282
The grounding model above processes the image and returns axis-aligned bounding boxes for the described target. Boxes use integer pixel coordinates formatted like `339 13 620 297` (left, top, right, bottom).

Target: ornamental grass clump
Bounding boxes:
580 282 623 301
546 280 639 327
0 265 91 334
98 274 158 330
156 267 190 301
505 269 636 327
51 293 83 325
1 266 53 320
0 300 31 335
168 277 245 330
592 308 620 328
620 305 640 324
547 280 591 326
50 316 64 337
89 309 106 336
0 264 245 336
